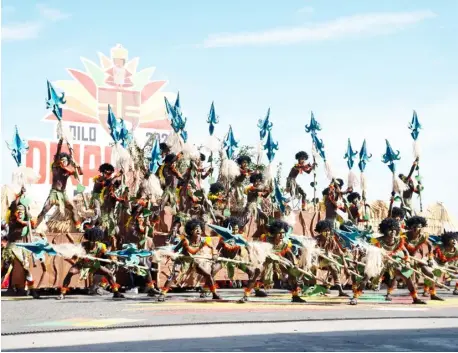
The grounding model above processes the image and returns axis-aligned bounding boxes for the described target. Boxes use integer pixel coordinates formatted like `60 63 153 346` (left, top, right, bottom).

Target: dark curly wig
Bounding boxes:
236 155 252 166
200 153 206 162
185 219 204 237
164 153 177 164
84 226 105 242
249 173 264 184
223 216 243 230
391 207 405 220
322 187 330 196
347 192 361 203
210 182 225 194
441 231 458 247
160 143 170 153
405 216 427 229
379 218 400 235
295 151 309 160
98 163 114 174
268 220 290 235
57 152 71 161
315 220 333 233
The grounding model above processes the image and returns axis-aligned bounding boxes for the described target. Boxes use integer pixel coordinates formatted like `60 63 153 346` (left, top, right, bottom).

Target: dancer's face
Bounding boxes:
232 224 239 234
241 161 248 169
192 226 202 240
386 228 398 242
298 158 305 165
60 157 69 167
411 224 423 237
273 229 285 244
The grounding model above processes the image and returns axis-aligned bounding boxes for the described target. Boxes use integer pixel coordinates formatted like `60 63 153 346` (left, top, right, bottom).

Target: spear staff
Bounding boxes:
408 110 423 212
257 108 273 168
344 138 359 190
358 140 372 220
263 129 279 187
206 101 219 181
305 112 323 211
382 140 406 215
221 126 239 216
46 81 86 206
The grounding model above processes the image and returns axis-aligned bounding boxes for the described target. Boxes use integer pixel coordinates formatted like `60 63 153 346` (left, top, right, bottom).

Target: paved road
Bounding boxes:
2 288 458 351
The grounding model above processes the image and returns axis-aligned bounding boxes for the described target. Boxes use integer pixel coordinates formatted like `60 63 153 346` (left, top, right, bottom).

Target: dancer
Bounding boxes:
158 219 221 301
36 138 81 229
57 226 124 300
285 151 314 211
372 218 426 304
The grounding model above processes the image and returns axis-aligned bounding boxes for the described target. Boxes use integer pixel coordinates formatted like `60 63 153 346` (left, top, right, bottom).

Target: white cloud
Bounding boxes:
36 4 71 22
2 22 42 41
297 6 314 14
203 10 437 48
2 4 70 41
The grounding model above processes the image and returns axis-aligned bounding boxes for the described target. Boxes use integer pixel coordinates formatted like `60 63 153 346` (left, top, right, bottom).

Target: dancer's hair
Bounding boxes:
84 226 104 243
210 182 225 194
379 218 400 234
405 216 427 229
441 231 458 246
315 220 333 233
185 219 204 237
391 207 405 220
223 216 243 229
347 192 361 203
99 163 114 174
249 173 263 184
236 155 251 165
295 151 309 160
268 220 290 235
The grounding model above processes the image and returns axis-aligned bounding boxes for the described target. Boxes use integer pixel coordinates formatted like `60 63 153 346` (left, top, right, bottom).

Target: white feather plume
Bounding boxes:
360 172 367 193
35 222 48 237
203 135 221 154
56 123 74 143
247 241 273 268
413 140 421 159
324 161 334 180
12 166 40 186
220 158 240 182
283 212 296 228
347 170 359 189
295 236 319 270
52 243 86 259
111 144 133 172
166 131 184 154
393 175 408 194
182 142 200 160
141 174 163 198
358 241 384 278
263 163 274 183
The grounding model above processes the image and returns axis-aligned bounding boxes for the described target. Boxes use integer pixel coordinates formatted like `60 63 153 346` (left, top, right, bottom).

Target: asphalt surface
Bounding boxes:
2 288 458 351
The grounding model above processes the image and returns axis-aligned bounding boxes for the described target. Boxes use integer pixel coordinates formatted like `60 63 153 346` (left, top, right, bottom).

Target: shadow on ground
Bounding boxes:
4 327 458 352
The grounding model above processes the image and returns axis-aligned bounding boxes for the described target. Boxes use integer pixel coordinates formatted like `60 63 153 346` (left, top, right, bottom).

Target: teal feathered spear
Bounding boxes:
382 139 406 195
358 139 372 219
344 138 359 189
223 125 238 159
408 110 423 212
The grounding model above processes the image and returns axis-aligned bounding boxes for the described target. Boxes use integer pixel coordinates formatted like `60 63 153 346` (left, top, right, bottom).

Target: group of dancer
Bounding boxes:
1 91 457 306
2 135 457 305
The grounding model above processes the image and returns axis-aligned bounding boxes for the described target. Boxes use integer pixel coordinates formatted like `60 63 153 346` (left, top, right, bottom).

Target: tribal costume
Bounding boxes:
323 179 351 228
403 216 443 300
285 151 313 211
208 182 227 223
347 192 369 227
36 138 81 229
313 220 349 297
159 153 183 213
398 158 421 217
58 227 124 299
232 156 253 206
242 173 271 227
372 218 426 304
260 220 306 303
91 163 120 223
1 200 39 298
158 219 221 301
432 232 458 295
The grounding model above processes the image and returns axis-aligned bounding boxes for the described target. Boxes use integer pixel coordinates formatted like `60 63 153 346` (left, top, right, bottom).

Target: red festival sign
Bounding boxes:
26 44 174 187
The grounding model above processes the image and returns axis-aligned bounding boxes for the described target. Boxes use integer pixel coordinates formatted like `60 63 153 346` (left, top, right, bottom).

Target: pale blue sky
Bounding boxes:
2 0 458 218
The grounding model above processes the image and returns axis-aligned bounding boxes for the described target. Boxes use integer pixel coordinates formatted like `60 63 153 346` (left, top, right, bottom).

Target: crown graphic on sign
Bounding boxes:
111 44 128 60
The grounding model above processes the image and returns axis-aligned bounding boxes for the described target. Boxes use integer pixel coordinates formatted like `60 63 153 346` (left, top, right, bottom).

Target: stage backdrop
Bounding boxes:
23 44 174 206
